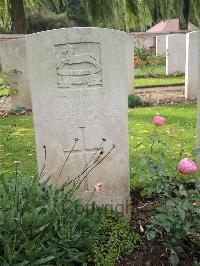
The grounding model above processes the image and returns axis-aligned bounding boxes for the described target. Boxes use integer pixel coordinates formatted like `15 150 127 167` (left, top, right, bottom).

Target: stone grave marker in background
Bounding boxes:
156 35 166 56
0 34 25 44
127 36 134 95
195 31 200 175
185 30 200 99
133 35 154 49
166 34 186 75
26 28 132 215
0 38 31 109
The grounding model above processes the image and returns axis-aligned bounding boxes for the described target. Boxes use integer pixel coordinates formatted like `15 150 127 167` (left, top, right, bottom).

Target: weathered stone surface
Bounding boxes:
26 28 131 215
166 34 186 75
185 31 200 99
195 31 200 175
0 34 25 44
156 35 166 56
127 35 134 94
134 36 154 49
0 38 31 109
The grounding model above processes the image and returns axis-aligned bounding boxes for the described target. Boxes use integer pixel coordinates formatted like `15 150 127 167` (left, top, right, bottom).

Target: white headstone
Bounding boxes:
185 31 200 99
195 31 200 174
26 28 131 215
156 35 166 56
166 34 186 75
0 38 31 109
127 36 134 94
134 36 154 49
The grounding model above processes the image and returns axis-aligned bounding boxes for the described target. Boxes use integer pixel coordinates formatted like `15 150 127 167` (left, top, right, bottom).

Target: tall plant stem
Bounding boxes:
74 145 116 192
55 138 79 188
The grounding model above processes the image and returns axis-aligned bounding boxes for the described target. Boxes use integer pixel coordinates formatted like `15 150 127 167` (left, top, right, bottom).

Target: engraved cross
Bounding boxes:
64 127 99 191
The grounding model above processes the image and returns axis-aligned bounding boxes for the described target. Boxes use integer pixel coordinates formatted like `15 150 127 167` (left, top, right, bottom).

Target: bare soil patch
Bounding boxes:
135 85 196 106
116 190 198 266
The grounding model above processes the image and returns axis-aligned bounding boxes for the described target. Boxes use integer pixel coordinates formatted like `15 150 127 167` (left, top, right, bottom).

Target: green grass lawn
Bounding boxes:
0 104 196 189
135 65 185 88
0 115 37 177
129 104 196 188
135 76 185 88
135 65 166 77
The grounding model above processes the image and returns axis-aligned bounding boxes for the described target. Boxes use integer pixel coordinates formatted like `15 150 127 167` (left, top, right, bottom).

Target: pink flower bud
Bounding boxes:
94 182 103 192
177 158 197 175
153 115 165 126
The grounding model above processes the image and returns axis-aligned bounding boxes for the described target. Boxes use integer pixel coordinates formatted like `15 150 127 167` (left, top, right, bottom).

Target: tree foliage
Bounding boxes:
0 0 200 33
0 0 10 32
81 0 200 31
0 0 90 33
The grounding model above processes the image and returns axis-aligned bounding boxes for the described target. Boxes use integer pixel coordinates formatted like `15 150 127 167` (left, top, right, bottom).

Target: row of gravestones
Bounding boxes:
2 31 199 109
0 28 134 217
0 28 200 216
156 31 200 100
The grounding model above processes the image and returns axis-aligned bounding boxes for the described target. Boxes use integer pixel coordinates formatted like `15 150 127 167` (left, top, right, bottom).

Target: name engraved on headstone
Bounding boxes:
34 107 125 129
55 42 102 90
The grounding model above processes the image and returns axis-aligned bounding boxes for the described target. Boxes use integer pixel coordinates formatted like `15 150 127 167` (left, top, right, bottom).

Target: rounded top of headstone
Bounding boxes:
26 27 128 39
187 30 200 36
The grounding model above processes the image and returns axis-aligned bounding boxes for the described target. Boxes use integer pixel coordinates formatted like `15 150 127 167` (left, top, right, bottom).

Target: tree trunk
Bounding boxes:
153 0 161 24
10 0 27 33
182 0 190 29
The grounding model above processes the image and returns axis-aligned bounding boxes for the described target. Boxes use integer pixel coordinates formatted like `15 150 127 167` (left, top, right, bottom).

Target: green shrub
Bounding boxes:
0 128 141 265
0 27 8 34
134 46 166 77
90 211 141 265
0 173 104 265
9 106 27 113
0 171 141 265
134 118 200 265
27 13 75 33
134 46 165 68
128 94 143 108
146 185 200 266
0 70 20 97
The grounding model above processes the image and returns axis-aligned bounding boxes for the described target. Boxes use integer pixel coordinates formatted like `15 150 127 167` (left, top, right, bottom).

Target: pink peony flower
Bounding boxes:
154 115 165 126
177 158 197 175
94 182 103 192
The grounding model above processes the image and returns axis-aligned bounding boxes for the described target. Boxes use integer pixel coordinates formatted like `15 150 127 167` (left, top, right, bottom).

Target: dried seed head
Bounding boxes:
74 138 79 142
100 150 104 155
102 138 106 141
14 160 20 165
112 144 117 148
43 145 46 149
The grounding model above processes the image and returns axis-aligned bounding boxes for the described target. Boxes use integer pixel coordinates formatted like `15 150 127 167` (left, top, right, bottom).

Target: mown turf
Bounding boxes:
135 65 165 77
129 104 197 188
0 104 197 188
134 65 185 88
0 116 36 177
135 76 185 88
